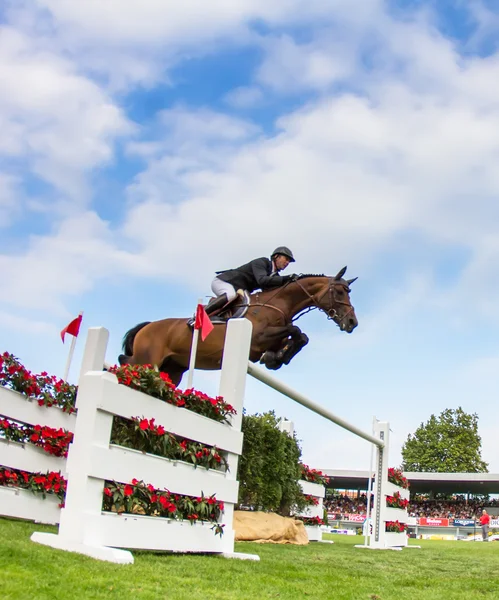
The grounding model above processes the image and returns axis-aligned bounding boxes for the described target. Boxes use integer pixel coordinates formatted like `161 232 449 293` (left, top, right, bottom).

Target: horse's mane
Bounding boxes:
296 273 327 279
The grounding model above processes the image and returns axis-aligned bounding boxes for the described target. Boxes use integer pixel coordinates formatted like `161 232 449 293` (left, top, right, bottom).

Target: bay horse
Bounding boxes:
118 267 358 386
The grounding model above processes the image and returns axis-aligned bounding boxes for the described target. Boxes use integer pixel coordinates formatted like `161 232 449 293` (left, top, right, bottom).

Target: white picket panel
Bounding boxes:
98 377 243 454
0 439 67 476
0 485 61 525
32 320 257 564
0 385 73 525
0 386 76 431
298 479 325 541
87 445 239 502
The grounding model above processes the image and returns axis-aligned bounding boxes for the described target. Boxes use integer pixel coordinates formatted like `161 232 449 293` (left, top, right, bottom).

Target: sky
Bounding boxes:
2 0 499 476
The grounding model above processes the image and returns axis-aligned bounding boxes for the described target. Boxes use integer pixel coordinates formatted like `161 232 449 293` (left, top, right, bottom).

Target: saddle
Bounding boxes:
187 290 251 328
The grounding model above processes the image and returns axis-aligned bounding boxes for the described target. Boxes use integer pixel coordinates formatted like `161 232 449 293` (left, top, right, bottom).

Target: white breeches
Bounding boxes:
211 277 237 301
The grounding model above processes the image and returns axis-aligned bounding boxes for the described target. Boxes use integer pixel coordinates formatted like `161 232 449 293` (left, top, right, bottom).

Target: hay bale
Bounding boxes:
234 511 309 545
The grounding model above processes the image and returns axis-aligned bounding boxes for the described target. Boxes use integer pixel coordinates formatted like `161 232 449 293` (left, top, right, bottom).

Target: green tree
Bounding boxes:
401 407 488 473
237 411 307 515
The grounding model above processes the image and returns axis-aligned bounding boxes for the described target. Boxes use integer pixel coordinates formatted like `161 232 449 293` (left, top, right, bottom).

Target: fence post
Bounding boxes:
370 421 389 549
79 327 109 383
217 319 254 559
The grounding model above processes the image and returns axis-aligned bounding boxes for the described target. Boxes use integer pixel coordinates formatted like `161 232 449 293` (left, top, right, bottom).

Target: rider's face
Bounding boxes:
274 255 291 271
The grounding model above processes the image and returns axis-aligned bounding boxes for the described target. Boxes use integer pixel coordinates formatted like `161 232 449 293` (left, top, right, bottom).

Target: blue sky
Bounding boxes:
2 0 499 474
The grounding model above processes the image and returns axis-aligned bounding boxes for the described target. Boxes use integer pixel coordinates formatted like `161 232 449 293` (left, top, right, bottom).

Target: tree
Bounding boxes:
401 407 488 473
237 411 307 515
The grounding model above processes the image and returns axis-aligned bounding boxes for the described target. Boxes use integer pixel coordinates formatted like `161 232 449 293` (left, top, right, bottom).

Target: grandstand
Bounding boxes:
321 469 499 540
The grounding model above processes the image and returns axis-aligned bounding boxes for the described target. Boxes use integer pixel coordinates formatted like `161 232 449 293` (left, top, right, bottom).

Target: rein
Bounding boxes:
292 278 355 324
245 277 355 325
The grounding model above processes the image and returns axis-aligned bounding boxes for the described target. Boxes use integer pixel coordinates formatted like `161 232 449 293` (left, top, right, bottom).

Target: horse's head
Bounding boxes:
316 267 358 333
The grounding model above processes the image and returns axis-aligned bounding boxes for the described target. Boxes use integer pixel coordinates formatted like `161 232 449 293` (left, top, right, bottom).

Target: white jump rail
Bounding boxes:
32 319 258 563
246 362 408 550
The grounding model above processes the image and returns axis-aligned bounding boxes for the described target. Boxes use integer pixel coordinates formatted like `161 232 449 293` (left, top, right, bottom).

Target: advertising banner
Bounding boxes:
453 519 475 527
491 519 499 527
418 517 450 527
346 514 366 522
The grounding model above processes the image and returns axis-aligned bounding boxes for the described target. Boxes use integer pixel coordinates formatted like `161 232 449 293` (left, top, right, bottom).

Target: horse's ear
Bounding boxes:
335 266 347 280
346 277 358 285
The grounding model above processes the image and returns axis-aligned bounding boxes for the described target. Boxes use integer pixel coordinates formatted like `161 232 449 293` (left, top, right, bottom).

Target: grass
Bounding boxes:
1 518 498 600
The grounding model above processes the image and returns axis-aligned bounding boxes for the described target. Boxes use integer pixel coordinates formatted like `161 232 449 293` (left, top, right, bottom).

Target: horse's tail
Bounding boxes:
121 321 151 356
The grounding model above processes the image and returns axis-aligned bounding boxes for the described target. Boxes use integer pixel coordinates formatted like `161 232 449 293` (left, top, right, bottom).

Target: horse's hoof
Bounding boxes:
261 351 283 370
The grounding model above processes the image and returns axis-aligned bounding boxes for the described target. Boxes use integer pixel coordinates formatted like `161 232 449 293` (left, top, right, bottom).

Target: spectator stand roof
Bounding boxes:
321 469 499 495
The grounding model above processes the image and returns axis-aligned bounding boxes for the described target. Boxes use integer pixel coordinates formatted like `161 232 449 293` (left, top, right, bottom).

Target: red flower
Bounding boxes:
139 419 149 431
123 484 134 497
104 488 113 497
131 478 139 485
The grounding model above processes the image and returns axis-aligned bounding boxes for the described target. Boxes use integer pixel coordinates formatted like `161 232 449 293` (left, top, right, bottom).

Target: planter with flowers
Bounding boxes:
31 322 255 564
296 464 329 542
0 352 77 524
382 468 410 547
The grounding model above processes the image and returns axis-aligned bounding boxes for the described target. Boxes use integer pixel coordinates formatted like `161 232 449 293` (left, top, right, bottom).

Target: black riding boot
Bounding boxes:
204 293 229 315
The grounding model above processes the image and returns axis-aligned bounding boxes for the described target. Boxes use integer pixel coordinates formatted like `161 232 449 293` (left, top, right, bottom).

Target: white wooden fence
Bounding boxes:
1 317 411 560
298 479 326 542
31 320 257 563
0 386 75 525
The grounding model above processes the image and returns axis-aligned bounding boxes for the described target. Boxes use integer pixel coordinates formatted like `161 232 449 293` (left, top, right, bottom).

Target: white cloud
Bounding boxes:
0 311 57 336
0 212 137 314
0 25 132 200
224 86 264 109
256 35 355 93
0 173 21 228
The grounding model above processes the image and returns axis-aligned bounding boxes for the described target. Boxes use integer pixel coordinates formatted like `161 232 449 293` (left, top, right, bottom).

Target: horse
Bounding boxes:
118 267 358 386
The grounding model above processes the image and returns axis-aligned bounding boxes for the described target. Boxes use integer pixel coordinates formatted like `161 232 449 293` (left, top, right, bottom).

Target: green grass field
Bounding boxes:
1 518 498 600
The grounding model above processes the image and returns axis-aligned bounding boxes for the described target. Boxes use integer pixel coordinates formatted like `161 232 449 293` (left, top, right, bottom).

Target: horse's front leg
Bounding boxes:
256 325 308 370
276 327 309 366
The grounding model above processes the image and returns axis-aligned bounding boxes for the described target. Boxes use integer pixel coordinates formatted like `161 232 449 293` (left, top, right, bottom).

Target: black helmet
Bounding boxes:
271 246 295 262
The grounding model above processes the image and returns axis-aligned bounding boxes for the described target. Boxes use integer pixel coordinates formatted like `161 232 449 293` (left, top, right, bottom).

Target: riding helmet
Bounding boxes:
271 246 295 262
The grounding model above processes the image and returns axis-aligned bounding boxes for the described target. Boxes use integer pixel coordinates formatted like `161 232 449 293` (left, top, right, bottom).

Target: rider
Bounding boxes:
204 246 297 316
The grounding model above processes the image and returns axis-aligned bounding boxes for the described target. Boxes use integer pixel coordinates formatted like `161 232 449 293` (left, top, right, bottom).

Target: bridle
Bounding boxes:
248 276 355 326
292 278 355 325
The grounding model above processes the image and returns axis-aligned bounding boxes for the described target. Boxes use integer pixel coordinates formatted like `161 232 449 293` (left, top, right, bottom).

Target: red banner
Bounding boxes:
346 514 366 522
418 517 449 527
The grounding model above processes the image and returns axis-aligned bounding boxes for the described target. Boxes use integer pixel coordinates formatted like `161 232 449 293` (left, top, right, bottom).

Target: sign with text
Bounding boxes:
453 519 475 527
418 517 450 527
346 514 366 522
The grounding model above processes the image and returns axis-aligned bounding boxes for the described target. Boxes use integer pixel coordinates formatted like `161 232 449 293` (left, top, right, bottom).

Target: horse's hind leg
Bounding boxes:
159 356 187 388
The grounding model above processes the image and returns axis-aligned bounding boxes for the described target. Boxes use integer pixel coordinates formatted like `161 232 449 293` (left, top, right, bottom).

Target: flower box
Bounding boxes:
385 481 410 500
299 480 325 498
98 376 242 455
384 531 407 547
385 506 408 523
0 384 76 431
304 525 323 542
0 485 60 525
104 444 238 502
0 438 67 476
299 505 323 519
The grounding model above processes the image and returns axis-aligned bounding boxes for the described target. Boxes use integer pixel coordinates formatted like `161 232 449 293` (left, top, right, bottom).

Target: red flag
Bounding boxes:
194 304 214 341
61 314 83 343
